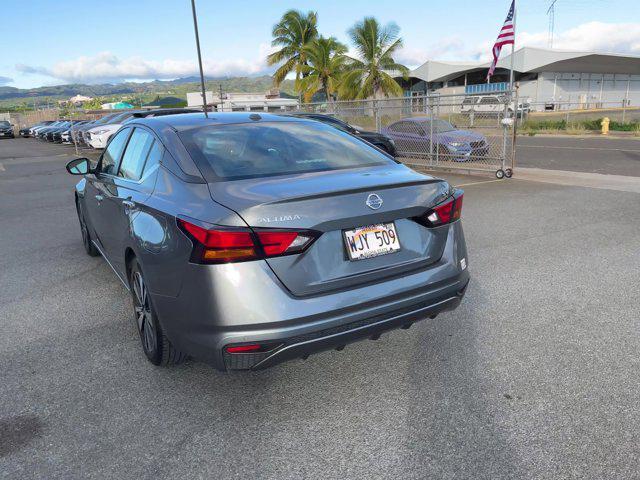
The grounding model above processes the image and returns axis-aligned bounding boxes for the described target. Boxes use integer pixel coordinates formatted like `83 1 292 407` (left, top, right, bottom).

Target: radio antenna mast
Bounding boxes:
547 0 559 48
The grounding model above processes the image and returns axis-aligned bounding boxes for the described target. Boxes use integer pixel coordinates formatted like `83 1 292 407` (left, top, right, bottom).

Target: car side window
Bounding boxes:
390 122 408 133
142 139 164 176
100 128 131 175
118 128 155 181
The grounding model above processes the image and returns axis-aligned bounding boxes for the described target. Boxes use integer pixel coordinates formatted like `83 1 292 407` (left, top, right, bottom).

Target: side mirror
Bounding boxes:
66 158 91 175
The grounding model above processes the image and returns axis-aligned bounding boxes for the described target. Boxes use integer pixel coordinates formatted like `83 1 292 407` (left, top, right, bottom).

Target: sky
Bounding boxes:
2 0 639 89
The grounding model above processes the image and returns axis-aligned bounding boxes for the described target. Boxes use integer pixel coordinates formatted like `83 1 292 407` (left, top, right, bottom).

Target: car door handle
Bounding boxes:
95 194 104 203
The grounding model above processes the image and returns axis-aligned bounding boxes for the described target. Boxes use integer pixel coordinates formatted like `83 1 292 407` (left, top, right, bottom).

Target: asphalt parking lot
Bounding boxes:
517 135 640 177
1 138 639 479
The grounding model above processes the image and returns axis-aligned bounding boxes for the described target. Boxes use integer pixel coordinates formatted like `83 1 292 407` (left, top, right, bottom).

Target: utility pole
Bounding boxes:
219 83 224 112
190 0 208 117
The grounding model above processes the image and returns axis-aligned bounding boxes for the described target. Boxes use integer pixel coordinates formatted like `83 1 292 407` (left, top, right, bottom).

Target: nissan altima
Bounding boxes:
66 112 469 371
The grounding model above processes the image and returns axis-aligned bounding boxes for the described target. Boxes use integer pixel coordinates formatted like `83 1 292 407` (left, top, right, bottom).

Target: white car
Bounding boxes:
460 95 530 116
84 109 196 148
85 112 138 149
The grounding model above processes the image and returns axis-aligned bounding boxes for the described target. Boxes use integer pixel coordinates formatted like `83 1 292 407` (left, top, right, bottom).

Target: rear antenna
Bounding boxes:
190 0 208 118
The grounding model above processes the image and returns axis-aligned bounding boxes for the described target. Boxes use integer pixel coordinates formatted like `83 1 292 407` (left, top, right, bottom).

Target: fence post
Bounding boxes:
512 85 519 172
501 96 508 172
435 95 441 165
429 95 434 167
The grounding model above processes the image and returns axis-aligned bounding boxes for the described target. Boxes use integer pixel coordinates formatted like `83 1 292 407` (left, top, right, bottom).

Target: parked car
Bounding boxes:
51 120 86 143
460 94 530 117
382 117 489 162
21 121 54 137
86 108 197 149
75 114 121 145
286 112 397 156
85 111 141 148
65 112 468 371
44 121 75 142
36 121 70 139
30 121 59 137
62 121 89 144
0 120 15 138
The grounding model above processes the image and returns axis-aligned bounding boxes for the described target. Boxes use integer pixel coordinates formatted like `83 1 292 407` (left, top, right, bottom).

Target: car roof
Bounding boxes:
396 116 440 123
129 111 314 131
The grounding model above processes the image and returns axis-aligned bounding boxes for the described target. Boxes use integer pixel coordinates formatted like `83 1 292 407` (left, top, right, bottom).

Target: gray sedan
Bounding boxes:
66 112 469 371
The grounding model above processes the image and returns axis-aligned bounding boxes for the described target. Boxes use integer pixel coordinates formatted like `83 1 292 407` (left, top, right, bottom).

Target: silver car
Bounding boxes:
66 112 469 371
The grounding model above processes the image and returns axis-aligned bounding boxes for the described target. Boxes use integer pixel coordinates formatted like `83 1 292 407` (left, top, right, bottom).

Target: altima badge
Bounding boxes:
366 193 383 210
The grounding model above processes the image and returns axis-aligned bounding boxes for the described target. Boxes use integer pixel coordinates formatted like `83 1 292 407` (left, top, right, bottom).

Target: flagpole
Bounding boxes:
509 0 516 92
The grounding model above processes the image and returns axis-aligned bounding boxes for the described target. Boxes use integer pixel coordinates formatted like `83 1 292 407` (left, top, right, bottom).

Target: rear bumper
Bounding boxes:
233 278 467 371
152 220 469 371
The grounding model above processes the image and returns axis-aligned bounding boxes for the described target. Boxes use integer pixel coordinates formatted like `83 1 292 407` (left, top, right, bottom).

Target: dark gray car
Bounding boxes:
66 112 469 371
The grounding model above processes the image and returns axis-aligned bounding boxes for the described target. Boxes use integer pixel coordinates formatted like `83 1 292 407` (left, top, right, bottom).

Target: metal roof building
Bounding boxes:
400 47 640 110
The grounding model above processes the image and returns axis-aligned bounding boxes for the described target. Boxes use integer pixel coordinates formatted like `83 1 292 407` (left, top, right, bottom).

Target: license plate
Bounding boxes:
343 222 401 261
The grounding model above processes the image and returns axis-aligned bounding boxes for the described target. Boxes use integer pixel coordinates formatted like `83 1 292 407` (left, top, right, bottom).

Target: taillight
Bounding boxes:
177 218 319 264
256 231 316 256
418 190 463 228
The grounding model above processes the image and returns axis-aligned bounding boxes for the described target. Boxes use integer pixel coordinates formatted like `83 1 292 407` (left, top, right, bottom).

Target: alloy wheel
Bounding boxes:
132 270 157 355
79 215 90 250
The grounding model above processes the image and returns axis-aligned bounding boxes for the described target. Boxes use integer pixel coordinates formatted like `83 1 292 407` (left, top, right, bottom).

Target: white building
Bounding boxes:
400 47 640 110
69 94 93 104
186 90 298 112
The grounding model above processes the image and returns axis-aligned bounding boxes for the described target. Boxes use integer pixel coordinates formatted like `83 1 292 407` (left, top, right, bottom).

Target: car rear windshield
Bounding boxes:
179 121 395 181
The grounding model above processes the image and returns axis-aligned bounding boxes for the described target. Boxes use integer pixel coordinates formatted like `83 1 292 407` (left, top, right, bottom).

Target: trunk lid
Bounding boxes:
207 164 452 296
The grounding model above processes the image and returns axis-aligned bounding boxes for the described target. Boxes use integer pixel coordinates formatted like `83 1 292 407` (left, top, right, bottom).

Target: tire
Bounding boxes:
505 168 513 178
76 200 100 257
496 169 505 179
129 260 186 366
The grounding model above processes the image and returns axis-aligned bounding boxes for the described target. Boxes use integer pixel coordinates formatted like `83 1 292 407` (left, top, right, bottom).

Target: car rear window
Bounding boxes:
179 121 394 181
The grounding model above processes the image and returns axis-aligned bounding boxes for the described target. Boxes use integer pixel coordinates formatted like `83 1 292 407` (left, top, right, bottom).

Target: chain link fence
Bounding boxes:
294 91 517 178
2 109 118 136
520 100 640 129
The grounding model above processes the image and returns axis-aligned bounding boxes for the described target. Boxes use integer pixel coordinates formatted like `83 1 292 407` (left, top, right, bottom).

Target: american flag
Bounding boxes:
487 0 515 80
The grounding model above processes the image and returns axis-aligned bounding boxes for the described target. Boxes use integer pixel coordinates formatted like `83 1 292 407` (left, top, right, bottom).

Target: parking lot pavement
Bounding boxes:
1 138 639 479
516 135 640 177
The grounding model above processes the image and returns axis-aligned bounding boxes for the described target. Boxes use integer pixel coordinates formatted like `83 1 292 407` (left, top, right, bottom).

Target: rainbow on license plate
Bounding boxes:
343 222 401 261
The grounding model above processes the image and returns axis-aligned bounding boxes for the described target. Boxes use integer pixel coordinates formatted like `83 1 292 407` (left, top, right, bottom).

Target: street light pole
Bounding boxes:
190 0 208 118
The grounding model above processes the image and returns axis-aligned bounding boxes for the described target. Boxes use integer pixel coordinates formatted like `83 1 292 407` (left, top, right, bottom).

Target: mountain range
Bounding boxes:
0 76 296 107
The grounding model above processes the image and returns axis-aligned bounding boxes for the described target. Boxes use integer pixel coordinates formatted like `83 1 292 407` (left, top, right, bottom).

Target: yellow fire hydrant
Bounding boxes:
601 117 610 135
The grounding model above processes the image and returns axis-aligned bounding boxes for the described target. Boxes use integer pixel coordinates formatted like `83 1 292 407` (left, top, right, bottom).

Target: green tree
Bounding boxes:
297 36 348 103
339 17 409 100
267 9 318 93
82 98 103 110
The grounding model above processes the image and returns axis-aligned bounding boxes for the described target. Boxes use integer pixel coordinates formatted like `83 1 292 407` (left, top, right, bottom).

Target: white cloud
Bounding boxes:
520 21 640 54
396 37 466 67
16 49 276 84
397 22 640 66
14 22 640 84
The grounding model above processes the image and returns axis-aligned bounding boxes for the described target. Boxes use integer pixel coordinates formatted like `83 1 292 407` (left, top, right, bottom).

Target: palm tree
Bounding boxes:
339 17 409 100
297 36 348 103
267 10 318 92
